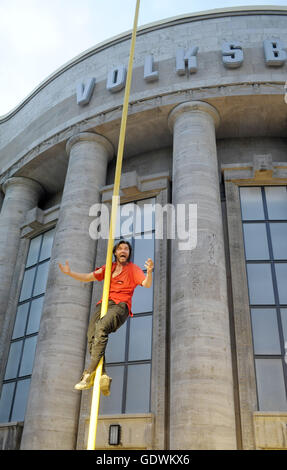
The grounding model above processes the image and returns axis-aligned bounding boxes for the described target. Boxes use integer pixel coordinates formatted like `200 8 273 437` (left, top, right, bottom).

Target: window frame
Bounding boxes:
224 178 287 449
100 198 155 415
0 228 55 423
239 186 287 411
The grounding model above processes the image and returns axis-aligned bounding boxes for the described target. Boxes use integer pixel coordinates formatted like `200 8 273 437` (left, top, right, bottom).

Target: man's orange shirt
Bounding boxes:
93 262 146 315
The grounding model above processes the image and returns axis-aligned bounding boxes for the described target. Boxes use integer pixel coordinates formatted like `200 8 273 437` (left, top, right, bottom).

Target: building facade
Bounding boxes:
0 6 287 450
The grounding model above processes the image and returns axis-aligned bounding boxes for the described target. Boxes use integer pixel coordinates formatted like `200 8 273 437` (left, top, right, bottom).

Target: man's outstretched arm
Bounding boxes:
142 258 154 288
59 260 102 282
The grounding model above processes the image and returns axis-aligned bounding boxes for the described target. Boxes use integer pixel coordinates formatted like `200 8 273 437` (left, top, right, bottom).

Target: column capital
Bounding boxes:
168 101 220 132
3 176 44 197
66 132 114 161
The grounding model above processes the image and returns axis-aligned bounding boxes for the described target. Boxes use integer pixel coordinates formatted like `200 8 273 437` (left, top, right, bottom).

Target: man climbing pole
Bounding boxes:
59 239 154 396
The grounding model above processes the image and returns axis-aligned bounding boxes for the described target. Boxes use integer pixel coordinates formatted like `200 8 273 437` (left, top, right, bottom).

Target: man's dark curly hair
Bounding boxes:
113 239 132 262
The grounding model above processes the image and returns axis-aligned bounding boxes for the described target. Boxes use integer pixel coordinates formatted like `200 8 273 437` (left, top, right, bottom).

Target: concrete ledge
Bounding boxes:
84 413 155 450
222 161 287 185
253 412 287 449
101 171 170 203
0 422 24 450
20 204 59 238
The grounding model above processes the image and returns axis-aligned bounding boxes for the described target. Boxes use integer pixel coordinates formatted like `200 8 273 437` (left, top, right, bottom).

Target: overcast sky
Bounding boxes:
0 0 286 115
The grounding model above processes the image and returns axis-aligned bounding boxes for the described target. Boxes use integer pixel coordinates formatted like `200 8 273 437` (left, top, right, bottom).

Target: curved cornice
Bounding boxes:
0 80 285 187
0 6 287 122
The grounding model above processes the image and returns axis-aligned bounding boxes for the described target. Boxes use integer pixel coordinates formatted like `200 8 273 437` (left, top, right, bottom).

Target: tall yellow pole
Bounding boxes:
87 0 141 450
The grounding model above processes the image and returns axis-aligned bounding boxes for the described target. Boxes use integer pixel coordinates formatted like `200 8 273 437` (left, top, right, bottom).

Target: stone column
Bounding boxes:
20 133 113 450
168 102 237 449
0 177 43 338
